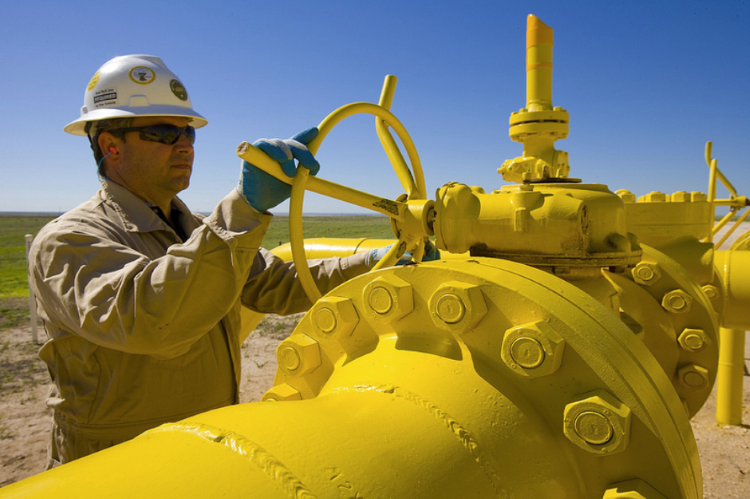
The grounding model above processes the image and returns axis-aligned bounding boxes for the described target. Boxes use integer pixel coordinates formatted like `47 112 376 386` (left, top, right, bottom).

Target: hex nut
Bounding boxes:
701 284 719 300
670 191 690 202
362 274 414 323
310 296 359 341
661 289 692 314
261 383 301 402
677 328 711 352
631 262 661 286
563 390 631 455
678 364 710 390
276 334 321 377
641 191 667 203
428 282 487 333
501 321 566 378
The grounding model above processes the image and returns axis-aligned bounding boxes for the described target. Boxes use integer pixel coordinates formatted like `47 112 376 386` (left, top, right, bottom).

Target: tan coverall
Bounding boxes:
28 179 369 466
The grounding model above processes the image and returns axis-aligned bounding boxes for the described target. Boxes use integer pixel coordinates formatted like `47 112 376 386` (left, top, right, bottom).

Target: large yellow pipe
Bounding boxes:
716 328 746 425
712 247 750 425
0 259 702 498
713 249 750 330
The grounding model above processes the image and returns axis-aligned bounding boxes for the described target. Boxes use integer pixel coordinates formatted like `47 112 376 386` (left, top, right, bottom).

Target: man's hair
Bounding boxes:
86 118 133 177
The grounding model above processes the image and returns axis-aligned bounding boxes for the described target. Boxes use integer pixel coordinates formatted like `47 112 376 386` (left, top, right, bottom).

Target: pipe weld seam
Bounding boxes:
333 384 507 498
146 423 316 499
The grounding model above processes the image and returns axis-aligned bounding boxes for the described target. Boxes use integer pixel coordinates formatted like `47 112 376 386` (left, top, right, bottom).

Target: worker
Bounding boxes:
28 54 435 468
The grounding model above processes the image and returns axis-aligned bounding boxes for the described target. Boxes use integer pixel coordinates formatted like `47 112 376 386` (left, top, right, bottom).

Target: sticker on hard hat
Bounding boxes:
170 79 188 101
129 66 156 85
94 88 117 108
87 71 100 91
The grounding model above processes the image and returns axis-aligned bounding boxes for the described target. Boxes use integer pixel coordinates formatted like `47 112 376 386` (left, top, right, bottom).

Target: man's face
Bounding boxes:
102 116 195 205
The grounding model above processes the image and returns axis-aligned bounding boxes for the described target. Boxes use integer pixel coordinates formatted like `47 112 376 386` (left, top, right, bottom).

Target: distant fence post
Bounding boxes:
25 234 39 344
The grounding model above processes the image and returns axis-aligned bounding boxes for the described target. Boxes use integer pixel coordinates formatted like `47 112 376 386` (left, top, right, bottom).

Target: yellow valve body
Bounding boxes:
1 260 702 498
435 181 640 268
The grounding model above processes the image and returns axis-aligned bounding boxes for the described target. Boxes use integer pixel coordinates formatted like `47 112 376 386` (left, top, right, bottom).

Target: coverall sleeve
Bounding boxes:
241 249 370 315
30 190 268 359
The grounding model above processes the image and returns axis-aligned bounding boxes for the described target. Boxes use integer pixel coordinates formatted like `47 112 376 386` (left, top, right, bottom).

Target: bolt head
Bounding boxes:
661 289 693 313
428 282 487 333
276 334 321 376
563 390 631 455
677 328 711 352
678 364 710 390
362 274 414 323
701 284 719 300
261 383 301 402
501 321 566 377
631 262 660 286
310 296 359 341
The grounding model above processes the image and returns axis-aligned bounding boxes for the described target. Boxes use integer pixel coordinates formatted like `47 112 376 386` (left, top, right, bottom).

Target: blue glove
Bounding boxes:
238 127 320 212
366 240 441 269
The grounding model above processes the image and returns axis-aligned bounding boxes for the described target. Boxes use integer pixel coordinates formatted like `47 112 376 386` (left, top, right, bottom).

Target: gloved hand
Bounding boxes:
365 240 441 269
238 127 320 212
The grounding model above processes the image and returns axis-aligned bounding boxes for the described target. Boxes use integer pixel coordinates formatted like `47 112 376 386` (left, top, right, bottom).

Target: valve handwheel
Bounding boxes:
237 75 433 303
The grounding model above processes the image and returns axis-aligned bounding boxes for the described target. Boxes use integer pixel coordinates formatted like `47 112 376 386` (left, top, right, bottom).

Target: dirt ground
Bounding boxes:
0 316 748 496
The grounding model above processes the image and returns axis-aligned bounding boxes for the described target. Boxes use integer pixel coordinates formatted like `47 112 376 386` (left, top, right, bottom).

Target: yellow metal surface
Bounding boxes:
499 14 570 182
713 249 750 330
2 260 702 498
716 328 747 425
434 181 641 268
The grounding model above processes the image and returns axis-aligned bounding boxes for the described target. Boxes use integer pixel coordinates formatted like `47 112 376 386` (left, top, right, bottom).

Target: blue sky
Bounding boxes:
1 1 748 215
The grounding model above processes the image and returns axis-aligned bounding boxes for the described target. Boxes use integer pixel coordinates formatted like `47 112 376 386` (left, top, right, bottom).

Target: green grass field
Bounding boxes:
0 214 393 300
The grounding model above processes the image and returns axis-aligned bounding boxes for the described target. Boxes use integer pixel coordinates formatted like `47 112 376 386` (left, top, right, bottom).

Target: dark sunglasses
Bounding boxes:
110 124 196 145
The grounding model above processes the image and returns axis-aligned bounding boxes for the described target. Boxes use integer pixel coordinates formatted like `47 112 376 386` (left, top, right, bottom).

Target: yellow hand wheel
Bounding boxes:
237 75 434 303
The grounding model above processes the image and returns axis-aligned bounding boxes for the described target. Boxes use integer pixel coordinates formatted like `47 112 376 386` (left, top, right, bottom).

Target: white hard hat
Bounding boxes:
64 54 208 136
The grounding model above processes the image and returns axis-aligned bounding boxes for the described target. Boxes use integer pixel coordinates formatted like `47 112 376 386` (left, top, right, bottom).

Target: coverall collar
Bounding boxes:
99 177 198 236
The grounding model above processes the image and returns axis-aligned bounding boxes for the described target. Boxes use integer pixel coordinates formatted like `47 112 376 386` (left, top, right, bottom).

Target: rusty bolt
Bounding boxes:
631 262 661 286
277 334 321 377
501 321 566 378
310 296 359 341
261 383 301 402
428 282 487 333
678 364 710 390
677 328 711 352
563 390 631 455
362 274 413 323
661 289 693 313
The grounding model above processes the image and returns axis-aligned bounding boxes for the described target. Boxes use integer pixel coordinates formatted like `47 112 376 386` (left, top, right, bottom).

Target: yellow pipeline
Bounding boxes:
713 235 750 425
713 249 750 330
0 260 702 498
716 328 746 425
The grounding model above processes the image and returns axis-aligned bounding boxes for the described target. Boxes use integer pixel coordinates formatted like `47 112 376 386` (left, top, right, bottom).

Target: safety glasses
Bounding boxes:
110 124 196 145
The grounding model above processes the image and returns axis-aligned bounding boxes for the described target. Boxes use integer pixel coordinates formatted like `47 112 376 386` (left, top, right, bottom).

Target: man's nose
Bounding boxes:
174 132 194 153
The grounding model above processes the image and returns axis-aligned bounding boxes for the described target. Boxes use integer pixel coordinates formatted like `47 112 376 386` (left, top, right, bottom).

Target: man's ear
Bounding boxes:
97 132 122 164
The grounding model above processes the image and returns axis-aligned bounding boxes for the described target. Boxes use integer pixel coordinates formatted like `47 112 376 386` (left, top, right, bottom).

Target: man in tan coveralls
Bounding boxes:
28 55 384 467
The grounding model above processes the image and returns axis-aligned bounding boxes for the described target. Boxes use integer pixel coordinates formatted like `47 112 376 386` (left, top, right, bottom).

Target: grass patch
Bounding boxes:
0 216 56 299
252 313 304 340
263 215 393 248
0 297 31 329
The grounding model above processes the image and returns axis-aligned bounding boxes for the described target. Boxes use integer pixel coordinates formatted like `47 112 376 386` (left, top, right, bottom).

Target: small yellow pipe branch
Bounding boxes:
716 328 746 425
